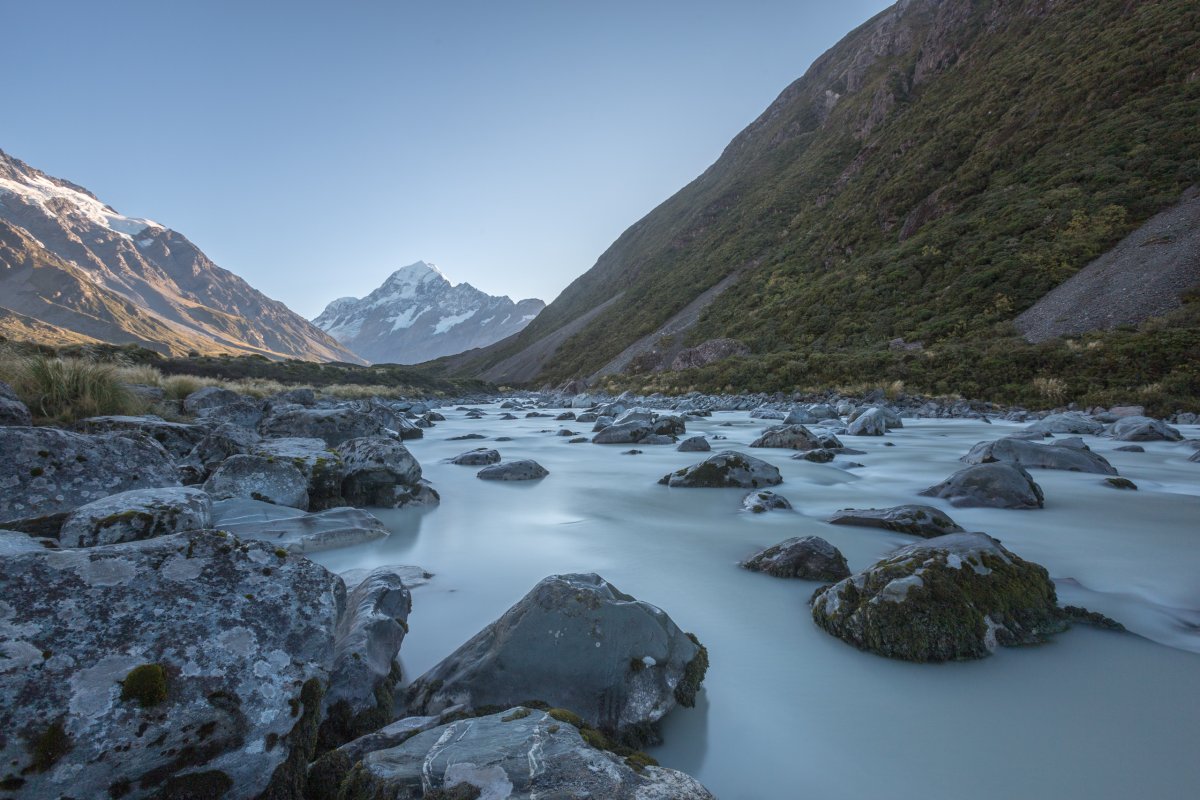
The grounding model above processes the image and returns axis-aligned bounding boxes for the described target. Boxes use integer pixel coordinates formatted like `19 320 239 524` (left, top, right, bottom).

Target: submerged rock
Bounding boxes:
828 505 964 538
0 529 342 799
0 427 180 535
448 447 502 465
58 486 213 548
749 423 827 450
962 438 1117 474
1026 411 1104 436
335 707 715 800
404 573 707 745
593 420 653 444
742 490 793 513
477 460 549 481
211 498 390 553
677 435 711 452
1109 415 1182 442
811 532 1068 661
741 536 850 580
919 463 1045 509
659 450 782 489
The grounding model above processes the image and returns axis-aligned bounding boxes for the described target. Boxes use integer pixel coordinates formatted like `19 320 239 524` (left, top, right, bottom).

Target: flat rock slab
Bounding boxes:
211 498 389 553
828 505 965 538
963 438 1117 474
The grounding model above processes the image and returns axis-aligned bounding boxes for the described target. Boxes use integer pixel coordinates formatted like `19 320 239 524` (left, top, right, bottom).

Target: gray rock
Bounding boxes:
196 398 264 429
336 436 435 508
919 463 1045 509
677 435 711 452
0 529 342 799
203 454 310 509
741 536 850 580
0 528 46 555
592 415 616 431
811 532 1069 661
259 406 391 447
74 415 208 458
749 407 786 420
477 460 549 481
339 564 432 592
276 387 317 406
659 450 782 488
593 420 653 444
651 414 686 436
252 437 345 510
962 438 1117 474
1026 412 1104 436
320 567 413 749
1109 415 1182 442
448 447 502 465
640 434 677 445
0 380 32 426
336 708 715 800
449 432 488 440
404 573 707 744
742 490 793 513
797 448 835 463
182 385 243 414
1114 444 1145 452
783 407 819 425
182 423 262 481
828 504 965 538
749 423 826 450
846 407 890 436
1103 477 1139 490
0 427 180 535
59 486 213 548
211 499 390 553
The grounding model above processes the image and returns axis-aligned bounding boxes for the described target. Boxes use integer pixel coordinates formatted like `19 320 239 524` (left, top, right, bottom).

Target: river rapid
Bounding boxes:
311 406 1200 800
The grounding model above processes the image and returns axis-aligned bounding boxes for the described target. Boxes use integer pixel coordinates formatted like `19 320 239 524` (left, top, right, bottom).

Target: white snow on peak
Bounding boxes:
0 169 160 239
432 309 477 334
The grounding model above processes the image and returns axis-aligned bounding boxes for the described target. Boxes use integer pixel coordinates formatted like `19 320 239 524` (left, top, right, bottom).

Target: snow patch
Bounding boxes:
0 171 159 240
433 309 477 334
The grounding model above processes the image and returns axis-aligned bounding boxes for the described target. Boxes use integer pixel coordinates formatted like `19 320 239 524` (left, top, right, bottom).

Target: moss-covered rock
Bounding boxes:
811 532 1070 661
741 536 850 580
827 504 964 538
659 450 782 488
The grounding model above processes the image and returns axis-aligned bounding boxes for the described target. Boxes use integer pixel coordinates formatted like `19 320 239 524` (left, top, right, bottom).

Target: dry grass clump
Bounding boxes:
0 352 149 423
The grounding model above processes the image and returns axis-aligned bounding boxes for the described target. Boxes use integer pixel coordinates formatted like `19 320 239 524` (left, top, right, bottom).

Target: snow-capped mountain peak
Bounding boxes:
313 262 545 364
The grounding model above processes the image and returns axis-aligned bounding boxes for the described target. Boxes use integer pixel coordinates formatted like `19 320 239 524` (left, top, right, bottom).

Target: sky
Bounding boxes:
2 0 893 318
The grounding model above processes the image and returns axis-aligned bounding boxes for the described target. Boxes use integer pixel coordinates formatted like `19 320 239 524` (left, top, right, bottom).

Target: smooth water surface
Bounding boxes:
312 408 1200 800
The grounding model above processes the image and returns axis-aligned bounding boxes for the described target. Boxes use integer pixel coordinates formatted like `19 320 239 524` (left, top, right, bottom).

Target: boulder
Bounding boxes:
335 437 435 508
276 387 317 406
797 448 835 463
810 532 1068 661
58 487 213 548
1026 411 1104 436
404 574 707 744
749 424 827 450
846 407 889 436
211 499 390 553
203 454 310 509
252 437 344 510
1109 415 1183 442
742 490 793 513
677 435 711 452
651 414 686 436
659 450 782 489
0 529 342 799
196 398 264 429
919 463 1045 509
741 536 850 580
640 434 677 445
259 406 390 447
182 423 261 482
74 415 208 459
0 427 180 536
320 567 413 750
828 505 964 538
333 708 715 800
182 386 243 415
477 460 549 481
962 438 1117 474
593 420 653 444
0 380 32 426
448 447 502 465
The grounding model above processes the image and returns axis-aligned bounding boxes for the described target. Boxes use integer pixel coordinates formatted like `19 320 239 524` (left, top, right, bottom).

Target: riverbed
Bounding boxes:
311 407 1200 800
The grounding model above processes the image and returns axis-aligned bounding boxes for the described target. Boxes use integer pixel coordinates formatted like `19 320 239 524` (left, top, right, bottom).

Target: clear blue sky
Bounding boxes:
3 0 892 318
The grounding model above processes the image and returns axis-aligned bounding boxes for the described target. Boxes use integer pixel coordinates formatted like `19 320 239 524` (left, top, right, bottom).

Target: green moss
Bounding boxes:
423 784 482 800
274 548 289 558
29 467 43 477
624 751 660 773
26 719 71 773
1104 477 1138 490
674 633 709 708
259 678 323 800
501 707 532 722
546 707 583 727
120 663 168 708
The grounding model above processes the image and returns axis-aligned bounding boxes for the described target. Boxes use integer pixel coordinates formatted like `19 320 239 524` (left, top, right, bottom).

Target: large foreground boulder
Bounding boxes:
58 486 213 548
336 707 716 800
828 505 965 538
335 437 436 508
919 463 1044 509
252 437 345 510
404 573 708 745
0 427 180 535
660 450 782 488
0 529 342 799
810 532 1068 661
203 454 310 509
962 438 1117 474
259 406 390 447
741 536 850 580
74 415 209 459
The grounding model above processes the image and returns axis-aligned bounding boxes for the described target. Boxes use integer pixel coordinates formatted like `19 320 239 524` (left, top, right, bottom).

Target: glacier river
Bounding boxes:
311 406 1200 800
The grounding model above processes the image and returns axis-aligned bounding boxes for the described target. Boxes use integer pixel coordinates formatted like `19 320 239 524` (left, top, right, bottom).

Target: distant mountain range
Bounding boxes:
312 261 544 364
437 0 1199 390
0 149 361 362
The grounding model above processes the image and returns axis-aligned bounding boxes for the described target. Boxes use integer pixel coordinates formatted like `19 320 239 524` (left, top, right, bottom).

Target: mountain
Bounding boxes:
0 149 362 363
439 0 1200 397
312 261 544 364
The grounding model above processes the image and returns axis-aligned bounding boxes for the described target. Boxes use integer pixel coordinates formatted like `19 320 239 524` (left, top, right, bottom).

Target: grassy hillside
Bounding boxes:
449 0 1200 403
